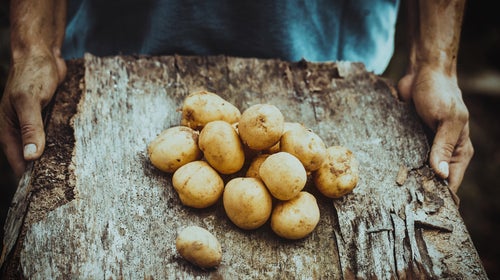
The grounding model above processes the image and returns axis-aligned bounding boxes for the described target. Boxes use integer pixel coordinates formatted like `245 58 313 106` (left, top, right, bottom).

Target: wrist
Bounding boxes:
11 40 52 60
10 42 67 84
414 48 458 77
10 40 62 67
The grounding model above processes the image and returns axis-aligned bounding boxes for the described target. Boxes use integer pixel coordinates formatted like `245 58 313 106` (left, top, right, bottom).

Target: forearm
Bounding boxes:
10 0 66 60
408 0 466 76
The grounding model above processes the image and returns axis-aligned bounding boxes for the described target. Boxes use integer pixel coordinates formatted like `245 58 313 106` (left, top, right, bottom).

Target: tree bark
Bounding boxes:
1 54 487 279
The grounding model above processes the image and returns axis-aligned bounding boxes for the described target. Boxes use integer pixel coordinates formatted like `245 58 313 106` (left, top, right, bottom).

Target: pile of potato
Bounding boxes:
148 90 359 268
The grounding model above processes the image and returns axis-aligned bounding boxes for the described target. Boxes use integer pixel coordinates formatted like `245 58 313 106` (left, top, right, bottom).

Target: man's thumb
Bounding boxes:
430 122 461 179
17 103 46 161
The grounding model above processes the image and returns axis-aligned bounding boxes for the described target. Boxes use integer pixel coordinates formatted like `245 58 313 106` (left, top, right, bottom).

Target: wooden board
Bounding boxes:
1 54 487 279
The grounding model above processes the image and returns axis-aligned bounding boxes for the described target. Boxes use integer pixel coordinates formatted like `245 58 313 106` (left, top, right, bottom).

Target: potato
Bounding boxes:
238 104 284 151
176 226 222 268
199 120 245 174
223 177 273 230
245 154 270 179
259 152 307 200
266 122 305 154
280 126 327 172
232 122 260 159
271 191 320 240
172 161 224 208
313 146 359 198
181 90 241 130
147 126 201 173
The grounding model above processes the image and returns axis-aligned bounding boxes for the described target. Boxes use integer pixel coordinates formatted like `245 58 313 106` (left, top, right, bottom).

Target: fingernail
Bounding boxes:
438 161 449 178
24 143 37 158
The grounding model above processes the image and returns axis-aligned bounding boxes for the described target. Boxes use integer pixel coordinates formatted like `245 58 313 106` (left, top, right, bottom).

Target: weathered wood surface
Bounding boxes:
1 54 487 279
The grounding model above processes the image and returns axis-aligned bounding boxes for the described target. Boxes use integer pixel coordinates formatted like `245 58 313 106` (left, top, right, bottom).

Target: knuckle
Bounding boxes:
9 89 48 109
20 122 41 138
7 72 57 106
440 142 456 157
456 105 469 124
432 98 469 125
9 89 30 104
8 90 48 117
465 141 474 159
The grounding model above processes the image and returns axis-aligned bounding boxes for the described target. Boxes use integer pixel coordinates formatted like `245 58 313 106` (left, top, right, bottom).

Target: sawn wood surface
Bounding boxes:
1 54 487 279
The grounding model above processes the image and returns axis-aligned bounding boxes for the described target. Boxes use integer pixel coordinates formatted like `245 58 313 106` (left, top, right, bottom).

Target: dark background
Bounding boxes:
1 1 499 278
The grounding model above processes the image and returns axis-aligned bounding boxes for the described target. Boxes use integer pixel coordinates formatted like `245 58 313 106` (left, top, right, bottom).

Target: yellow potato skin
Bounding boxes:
199 121 245 174
181 90 241 130
172 161 224 208
271 192 320 240
313 146 359 198
266 122 305 154
176 226 222 268
238 104 284 151
245 154 270 179
259 152 307 201
147 126 201 173
223 177 273 230
280 126 327 172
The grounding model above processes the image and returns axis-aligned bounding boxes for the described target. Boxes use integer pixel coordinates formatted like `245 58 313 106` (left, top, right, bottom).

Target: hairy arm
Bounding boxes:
0 0 67 177
398 0 473 194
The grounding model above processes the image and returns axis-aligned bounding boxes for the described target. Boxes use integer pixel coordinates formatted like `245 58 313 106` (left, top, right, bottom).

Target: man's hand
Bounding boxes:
398 67 473 193
401 0 470 194
2 0 67 178
0 50 66 178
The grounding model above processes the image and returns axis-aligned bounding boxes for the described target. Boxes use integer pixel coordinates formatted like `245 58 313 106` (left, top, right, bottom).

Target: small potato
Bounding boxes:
259 152 307 200
238 104 284 151
313 146 359 198
283 122 307 134
280 126 327 172
232 122 260 160
172 161 224 208
245 154 270 179
199 121 245 174
181 90 241 130
271 191 320 240
223 177 273 230
147 126 201 173
176 226 222 269
266 122 305 154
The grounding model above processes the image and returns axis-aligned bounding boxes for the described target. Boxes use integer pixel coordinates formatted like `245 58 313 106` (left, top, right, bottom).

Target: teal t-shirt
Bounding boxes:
62 0 400 74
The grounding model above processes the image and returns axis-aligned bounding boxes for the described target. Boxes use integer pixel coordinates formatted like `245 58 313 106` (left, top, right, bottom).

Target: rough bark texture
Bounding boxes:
1 54 487 279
